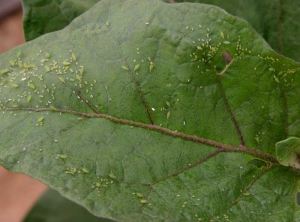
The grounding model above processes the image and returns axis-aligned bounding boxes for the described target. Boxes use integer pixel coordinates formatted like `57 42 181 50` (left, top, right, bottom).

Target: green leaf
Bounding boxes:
165 0 300 61
0 0 300 221
24 189 114 222
276 137 300 169
22 0 100 41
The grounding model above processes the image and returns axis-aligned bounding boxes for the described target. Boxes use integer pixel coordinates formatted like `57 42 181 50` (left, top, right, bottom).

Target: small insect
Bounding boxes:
72 53 77 61
1 69 9 74
121 66 129 71
82 168 89 173
11 83 18 88
167 111 171 119
59 77 65 83
220 31 225 39
108 173 116 179
134 64 140 71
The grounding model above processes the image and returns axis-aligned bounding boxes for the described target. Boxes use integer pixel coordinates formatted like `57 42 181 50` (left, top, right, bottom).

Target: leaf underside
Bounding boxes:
1 0 300 221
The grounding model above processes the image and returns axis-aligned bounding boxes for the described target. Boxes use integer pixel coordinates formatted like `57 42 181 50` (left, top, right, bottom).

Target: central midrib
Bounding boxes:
2 107 279 163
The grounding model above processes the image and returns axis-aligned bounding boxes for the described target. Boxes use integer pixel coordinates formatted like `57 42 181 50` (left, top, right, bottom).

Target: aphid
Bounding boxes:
108 173 116 179
76 75 82 81
136 193 143 197
167 111 171 119
38 116 44 123
166 101 170 107
27 95 32 102
121 66 129 71
80 66 84 75
28 83 36 89
1 69 9 74
220 31 225 39
49 105 57 110
57 154 67 159
134 64 140 71
273 75 279 83
17 50 21 58
140 199 147 204
223 41 230 45
149 63 154 72
82 168 89 173
11 83 18 88
59 77 65 83
9 60 15 66
63 61 70 66
268 68 275 72
72 53 77 61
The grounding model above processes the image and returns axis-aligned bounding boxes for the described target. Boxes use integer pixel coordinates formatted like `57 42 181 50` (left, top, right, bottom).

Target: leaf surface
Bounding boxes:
1 0 300 221
165 0 300 61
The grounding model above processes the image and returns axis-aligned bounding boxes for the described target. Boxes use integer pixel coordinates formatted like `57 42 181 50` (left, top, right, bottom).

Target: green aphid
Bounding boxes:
149 63 154 72
136 193 143 198
9 60 15 66
134 64 140 71
57 154 67 159
76 75 82 81
17 50 22 58
121 66 129 71
24 63 36 69
108 173 116 179
38 117 44 122
63 61 70 66
72 53 77 61
49 105 57 110
28 83 36 89
80 67 84 75
45 65 50 72
273 75 280 83
269 67 275 72
167 111 171 119
27 95 32 102
11 83 18 88
59 77 65 83
82 168 89 173
220 31 225 39
140 199 147 204
1 69 9 74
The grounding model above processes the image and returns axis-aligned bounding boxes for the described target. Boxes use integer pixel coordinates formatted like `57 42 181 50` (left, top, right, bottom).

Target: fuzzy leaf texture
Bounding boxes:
1 0 300 221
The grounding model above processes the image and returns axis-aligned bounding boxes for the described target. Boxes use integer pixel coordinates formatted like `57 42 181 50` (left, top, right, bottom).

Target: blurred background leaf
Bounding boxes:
22 0 99 41
24 189 114 222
